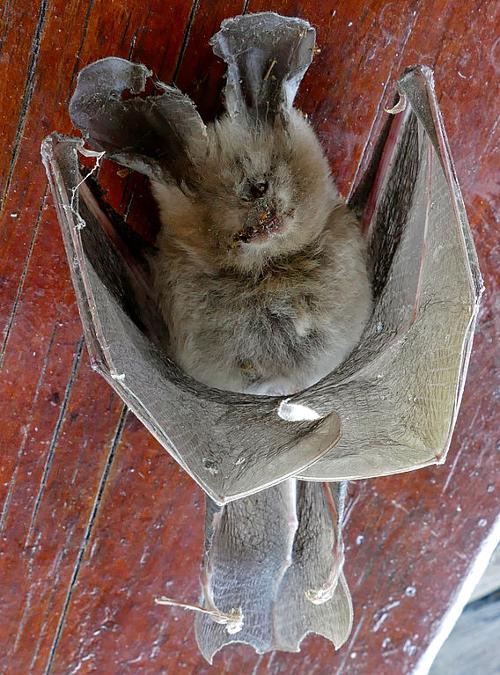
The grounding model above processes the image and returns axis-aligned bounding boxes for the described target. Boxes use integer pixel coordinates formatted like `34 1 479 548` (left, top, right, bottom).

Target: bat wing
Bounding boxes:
44 48 482 496
210 12 316 123
195 480 352 662
295 66 483 480
41 134 340 505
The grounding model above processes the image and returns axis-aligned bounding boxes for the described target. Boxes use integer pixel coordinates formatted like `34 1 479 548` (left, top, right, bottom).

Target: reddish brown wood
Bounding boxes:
0 1 194 671
0 1 498 673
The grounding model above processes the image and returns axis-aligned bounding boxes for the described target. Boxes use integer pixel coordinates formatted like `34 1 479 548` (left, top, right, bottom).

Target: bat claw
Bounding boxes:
385 91 407 114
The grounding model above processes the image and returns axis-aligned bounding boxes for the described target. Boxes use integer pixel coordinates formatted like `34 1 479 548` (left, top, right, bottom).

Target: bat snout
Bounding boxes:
233 202 290 245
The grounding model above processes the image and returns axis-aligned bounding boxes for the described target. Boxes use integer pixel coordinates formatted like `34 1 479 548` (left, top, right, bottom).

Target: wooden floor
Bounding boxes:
1 1 498 673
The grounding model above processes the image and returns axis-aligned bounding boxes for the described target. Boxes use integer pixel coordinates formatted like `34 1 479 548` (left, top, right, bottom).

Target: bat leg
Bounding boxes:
194 480 353 662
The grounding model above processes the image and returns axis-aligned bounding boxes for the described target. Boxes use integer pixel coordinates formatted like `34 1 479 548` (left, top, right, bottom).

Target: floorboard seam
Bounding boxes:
44 405 128 674
0 190 47 368
172 0 201 84
67 0 95 99
0 0 49 214
0 322 57 534
25 337 84 546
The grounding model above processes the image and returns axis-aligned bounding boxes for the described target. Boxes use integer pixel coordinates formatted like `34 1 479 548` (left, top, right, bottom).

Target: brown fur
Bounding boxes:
150 110 372 395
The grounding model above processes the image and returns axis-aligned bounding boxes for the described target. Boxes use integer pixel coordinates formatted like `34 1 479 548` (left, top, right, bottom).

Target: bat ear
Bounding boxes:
69 57 207 182
210 12 316 125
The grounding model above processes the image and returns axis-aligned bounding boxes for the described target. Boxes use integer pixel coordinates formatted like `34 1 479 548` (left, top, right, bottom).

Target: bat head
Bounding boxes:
69 15 325 275
151 110 338 273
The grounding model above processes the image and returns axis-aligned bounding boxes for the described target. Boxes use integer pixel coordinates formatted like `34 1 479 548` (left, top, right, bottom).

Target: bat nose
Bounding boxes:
250 181 269 199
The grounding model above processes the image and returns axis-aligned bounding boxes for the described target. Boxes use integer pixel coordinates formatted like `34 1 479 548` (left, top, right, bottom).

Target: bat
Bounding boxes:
150 13 370 659
41 12 482 661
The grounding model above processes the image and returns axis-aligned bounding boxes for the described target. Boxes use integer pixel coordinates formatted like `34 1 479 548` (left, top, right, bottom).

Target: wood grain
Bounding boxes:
0 1 498 673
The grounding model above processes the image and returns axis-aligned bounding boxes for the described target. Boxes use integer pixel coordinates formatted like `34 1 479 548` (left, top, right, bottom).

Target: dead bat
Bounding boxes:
41 11 482 662
148 13 369 658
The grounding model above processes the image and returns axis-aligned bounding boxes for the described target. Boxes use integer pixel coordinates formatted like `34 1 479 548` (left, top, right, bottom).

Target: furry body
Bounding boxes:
151 110 371 394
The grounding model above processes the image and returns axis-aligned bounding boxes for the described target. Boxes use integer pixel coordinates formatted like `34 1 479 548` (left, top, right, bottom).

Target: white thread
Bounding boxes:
155 596 243 634
63 147 106 229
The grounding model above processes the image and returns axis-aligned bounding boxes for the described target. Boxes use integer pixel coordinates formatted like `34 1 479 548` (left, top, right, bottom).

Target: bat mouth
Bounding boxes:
232 207 287 245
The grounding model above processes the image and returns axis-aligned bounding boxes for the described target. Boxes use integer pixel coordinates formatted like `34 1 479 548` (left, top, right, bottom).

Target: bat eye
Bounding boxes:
250 181 268 199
